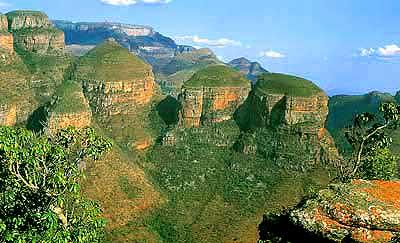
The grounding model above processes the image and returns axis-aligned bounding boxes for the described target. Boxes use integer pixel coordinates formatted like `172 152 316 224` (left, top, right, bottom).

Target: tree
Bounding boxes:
342 103 400 180
0 126 112 242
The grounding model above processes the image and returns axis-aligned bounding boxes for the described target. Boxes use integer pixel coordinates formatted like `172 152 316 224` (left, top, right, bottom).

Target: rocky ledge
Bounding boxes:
291 180 400 242
179 65 251 127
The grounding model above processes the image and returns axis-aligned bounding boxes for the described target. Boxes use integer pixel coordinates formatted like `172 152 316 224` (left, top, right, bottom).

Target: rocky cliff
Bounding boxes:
291 180 400 242
47 81 92 133
235 73 340 164
179 65 251 127
0 104 17 126
7 11 65 54
228 57 269 84
0 14 13 53
75 39 155 115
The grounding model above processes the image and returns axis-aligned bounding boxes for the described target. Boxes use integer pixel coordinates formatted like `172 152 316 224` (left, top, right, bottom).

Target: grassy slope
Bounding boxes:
255 73 323 97
184 65 251 88
75 40 151 81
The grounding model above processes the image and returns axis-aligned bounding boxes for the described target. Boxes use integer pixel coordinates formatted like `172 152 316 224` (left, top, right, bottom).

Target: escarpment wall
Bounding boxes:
83 75 155 116
13 30 65 54
180 86 251 127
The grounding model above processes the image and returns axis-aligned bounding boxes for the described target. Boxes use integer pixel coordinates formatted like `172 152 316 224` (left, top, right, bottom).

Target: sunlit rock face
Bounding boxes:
179 65 251 127
0 104 17 126
75 39 156 116
291 180 400 243
6 11 65 54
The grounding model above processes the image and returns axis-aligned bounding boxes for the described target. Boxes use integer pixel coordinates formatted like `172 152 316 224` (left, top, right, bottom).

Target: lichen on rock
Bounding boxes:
290 180 400 242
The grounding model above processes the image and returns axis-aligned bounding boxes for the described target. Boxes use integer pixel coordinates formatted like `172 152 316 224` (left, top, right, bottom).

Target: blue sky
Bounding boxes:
1 0 400 95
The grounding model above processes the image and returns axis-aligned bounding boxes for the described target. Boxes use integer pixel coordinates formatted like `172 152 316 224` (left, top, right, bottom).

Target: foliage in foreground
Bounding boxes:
0 126 112 242
338 103 400 181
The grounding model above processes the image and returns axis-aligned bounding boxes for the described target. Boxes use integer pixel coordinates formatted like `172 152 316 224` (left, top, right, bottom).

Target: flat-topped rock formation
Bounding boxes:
291 180 400 242
6 11 65 54
253 73 328 130
235 73 340 164
180 65 251 127
47 81 92 133
75 39 155 115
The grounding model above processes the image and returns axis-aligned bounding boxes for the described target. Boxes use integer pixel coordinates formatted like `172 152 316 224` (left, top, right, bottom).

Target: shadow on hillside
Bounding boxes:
156 95 182 127
26 105 49 133
257 212 338 243
233 91 267 132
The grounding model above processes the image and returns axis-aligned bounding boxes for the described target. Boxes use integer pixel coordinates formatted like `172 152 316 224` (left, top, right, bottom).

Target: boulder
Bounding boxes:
291 180 400 242
179 65 251 127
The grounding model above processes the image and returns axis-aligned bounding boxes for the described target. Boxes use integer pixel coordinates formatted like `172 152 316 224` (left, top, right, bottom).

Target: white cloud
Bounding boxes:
259 50 286 58
100 0 171 6
0 1 10 8
359 44 400 58
174 35 242 48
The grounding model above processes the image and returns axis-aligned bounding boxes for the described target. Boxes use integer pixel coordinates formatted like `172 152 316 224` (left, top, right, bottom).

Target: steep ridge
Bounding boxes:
228 57 269 84
179 65 251 127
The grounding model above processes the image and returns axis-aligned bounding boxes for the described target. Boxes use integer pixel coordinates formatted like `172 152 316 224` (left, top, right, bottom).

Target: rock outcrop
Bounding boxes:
291 180 400 242
75 39 155 116
47 81 91 133
7 11 65 54
179 65 251 127
235 73 340 164
228 57 269 84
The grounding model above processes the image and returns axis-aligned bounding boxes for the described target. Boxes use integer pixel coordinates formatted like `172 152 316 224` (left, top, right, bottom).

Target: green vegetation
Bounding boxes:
75 40 151 81
14 27 63 35
338 103 400 180
52 81 88 114
143 122 333 242
0 126 112 242
255 73 323 97
184 65 251 88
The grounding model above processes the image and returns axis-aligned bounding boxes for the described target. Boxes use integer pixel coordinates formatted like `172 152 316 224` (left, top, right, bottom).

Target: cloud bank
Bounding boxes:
174 35 242 48
259 50 286 58
100 0 171 6
359 44 400 58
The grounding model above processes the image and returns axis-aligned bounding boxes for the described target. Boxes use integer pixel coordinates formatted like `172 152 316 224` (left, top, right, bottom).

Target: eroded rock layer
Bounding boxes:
6 11 52 31
76 40 155 115
179 65 251 127
0 104 17 126
0 33 13 53
180 86 251 127
291 180 400 242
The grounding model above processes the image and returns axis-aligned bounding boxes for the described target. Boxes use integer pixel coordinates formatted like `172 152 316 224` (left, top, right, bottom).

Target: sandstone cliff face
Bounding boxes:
291 180 400 242
0 14 7 31
13 30 65 54
180 86 251 127
6 11 51 31
83 75 155 115
0 33 13 53
47 82 92 133
0 104 17 126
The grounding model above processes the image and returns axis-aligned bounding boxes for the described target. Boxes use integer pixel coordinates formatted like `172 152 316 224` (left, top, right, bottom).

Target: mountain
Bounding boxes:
228 57 269 83
396 91 400 103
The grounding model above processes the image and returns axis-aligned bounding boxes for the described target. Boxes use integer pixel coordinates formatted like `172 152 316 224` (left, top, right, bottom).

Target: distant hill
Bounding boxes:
228 57 269 84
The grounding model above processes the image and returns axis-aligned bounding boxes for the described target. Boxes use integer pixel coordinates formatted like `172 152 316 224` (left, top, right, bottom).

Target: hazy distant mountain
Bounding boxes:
228 57 269 83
